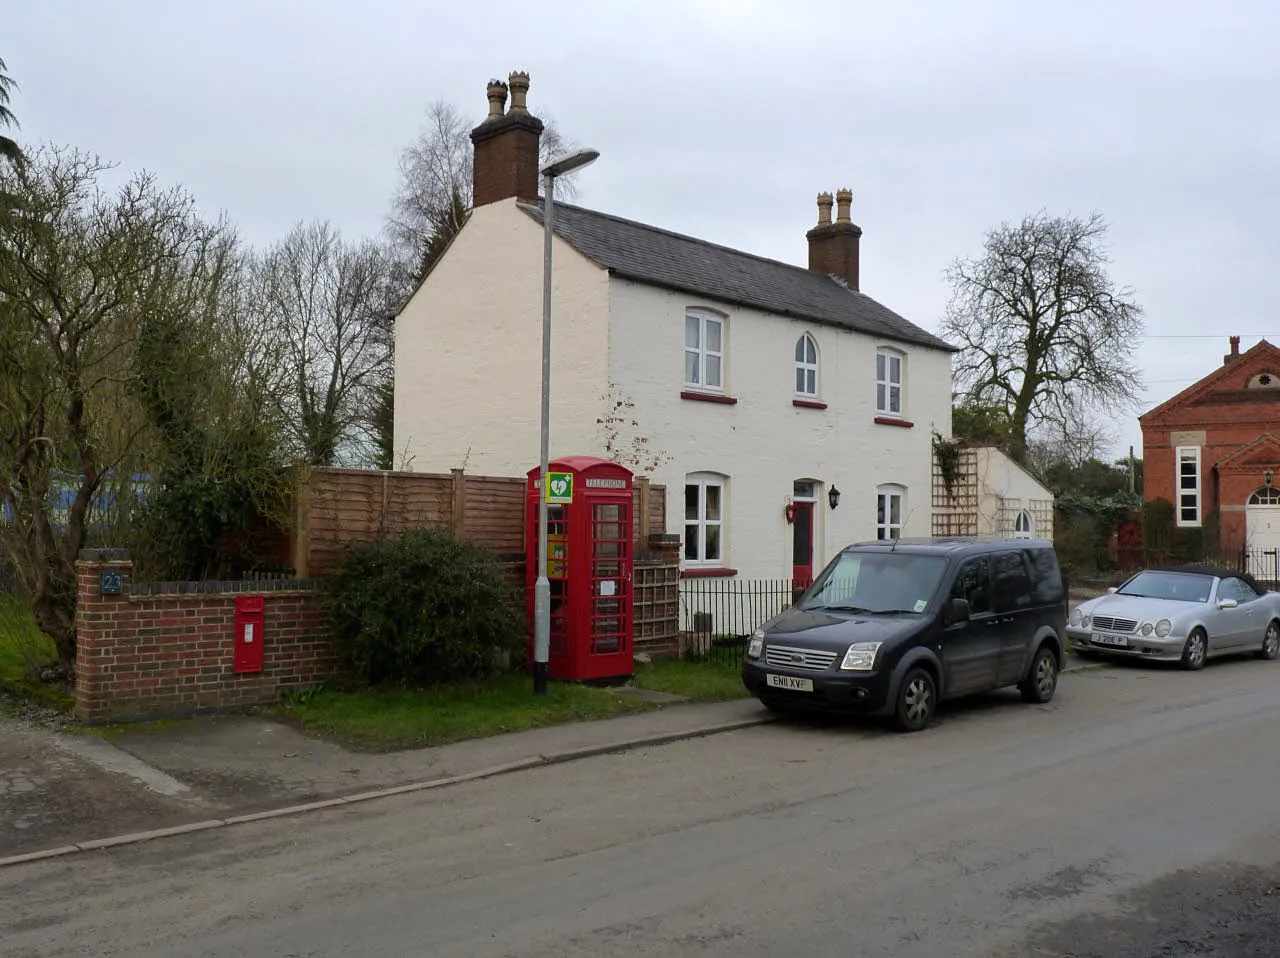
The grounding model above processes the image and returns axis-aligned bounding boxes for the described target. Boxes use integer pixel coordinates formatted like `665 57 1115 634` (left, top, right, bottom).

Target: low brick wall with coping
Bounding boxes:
75 549 337 723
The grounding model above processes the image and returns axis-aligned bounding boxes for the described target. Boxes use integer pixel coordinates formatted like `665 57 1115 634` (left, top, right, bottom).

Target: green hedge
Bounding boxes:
324 529 526 686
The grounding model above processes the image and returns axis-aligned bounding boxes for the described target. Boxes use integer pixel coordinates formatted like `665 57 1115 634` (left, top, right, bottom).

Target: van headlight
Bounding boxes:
1155 619 1172 637
1070 608 1082 627
747 628 765 659
840 641 882 671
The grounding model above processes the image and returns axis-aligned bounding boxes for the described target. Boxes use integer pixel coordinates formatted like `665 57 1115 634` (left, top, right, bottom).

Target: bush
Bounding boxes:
324 529 526 686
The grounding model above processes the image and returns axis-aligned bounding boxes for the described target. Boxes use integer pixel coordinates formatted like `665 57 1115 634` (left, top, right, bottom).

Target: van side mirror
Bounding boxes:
944 597 971 625
791 586 807 605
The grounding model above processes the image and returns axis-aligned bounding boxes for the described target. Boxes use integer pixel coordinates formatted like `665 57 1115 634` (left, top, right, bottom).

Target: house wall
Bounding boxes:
607 278 954 580
974 447 1055 539
1141 346 1280 553
394 199 612 477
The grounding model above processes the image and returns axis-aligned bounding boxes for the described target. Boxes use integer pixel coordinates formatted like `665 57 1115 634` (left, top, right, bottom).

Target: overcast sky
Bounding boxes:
9 0 1280 459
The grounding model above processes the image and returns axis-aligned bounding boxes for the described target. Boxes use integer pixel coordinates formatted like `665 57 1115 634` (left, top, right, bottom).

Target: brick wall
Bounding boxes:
75 549 337 723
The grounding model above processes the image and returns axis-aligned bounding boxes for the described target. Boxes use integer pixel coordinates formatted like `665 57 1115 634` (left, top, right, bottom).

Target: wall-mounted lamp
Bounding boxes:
1266 470 1274 488
828 486 841 509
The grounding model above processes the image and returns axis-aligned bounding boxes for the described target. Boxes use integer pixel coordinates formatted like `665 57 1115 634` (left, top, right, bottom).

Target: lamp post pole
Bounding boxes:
534 149 599 697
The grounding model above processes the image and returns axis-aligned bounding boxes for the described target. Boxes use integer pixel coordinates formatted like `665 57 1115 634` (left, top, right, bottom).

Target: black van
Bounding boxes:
741 538 1067 731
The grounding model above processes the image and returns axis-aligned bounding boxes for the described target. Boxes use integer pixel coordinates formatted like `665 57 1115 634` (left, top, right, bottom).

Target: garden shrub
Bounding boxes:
324 529 525 685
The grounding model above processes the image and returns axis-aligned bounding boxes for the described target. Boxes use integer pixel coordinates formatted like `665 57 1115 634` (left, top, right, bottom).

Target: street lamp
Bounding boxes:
534 148 600 696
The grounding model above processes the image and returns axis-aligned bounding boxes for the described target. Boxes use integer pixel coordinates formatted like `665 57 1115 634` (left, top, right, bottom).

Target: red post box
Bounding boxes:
526 457 635 682
233 595 265 674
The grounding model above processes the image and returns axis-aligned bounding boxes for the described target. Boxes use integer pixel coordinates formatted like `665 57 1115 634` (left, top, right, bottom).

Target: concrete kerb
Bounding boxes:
0 713 775 870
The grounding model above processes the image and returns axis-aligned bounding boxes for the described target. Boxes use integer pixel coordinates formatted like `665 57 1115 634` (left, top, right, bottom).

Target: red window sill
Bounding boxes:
681 390 738 405
793 398 828 410
874 416 914 428
680 567 739 578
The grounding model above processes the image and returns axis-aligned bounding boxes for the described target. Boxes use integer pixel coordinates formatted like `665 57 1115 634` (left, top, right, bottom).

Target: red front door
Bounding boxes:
792 501 814 589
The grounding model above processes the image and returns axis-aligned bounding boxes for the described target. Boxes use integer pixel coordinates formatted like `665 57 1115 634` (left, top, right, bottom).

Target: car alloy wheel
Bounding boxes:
1260 622 1280 661
895 668 936 732
1021 645 1058 703
1181 630 1207 671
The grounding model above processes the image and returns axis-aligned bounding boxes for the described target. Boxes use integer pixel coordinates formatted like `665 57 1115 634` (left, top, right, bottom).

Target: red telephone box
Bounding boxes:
526 457 634 682
233 594 265 674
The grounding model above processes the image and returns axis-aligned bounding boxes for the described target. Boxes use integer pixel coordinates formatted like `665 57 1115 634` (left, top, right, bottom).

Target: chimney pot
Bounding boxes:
816 192 833 227
1225 334 1242 365
485 80 508 120
471 72 545 207
834 188 853 224
508 71 531 114
806 186 862 291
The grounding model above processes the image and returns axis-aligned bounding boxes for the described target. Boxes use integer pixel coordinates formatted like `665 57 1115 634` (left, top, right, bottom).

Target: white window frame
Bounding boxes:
795 333 819 398
1249 487 1280 506
876 483 906 540
876 347 904 416
1176 446 1201 528
684 472 726 566
1014 510 1033 539
684 309 725 392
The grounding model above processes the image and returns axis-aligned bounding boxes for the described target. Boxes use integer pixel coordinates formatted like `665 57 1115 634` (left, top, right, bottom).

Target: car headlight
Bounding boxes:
1155 619 1172 637
1140 622 1154 636
1070 607 1082 627
747 628 764 659
1081 614 1092 630
840 641 882 671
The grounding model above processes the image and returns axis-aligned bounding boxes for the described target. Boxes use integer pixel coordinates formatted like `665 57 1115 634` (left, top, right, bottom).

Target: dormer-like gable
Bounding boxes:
1140 339 1280 426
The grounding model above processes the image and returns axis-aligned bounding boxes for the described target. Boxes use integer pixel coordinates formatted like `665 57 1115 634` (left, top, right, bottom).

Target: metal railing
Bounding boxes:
679 577 795 666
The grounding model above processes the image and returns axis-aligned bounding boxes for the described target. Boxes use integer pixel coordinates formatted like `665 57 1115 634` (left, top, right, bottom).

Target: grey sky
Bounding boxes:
9 0 1280 459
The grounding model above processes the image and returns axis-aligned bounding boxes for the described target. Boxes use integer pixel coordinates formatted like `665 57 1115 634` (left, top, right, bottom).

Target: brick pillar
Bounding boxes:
74 548 133 722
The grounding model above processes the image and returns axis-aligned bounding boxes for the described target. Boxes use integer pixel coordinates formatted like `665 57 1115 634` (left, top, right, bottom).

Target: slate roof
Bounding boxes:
518 201 956 352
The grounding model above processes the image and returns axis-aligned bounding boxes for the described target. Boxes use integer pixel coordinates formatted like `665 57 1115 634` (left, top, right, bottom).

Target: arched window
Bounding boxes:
1014 510 1033 539
1249 487 1280 505
876 483 906 540
876 347 904 416
795 334 818 397
684 471 728 566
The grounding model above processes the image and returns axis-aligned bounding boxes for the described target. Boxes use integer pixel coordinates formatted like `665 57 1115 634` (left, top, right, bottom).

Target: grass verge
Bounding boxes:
633 657 748 702
0 598 74 712
274 674 658 751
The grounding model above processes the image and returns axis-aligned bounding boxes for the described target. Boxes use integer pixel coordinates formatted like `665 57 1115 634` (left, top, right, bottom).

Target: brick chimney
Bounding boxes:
1225 335 1241 365
470 71 545 207
807 188 862 290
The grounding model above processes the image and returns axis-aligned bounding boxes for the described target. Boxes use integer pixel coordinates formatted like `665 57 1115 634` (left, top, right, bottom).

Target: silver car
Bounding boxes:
1067 567 1280 669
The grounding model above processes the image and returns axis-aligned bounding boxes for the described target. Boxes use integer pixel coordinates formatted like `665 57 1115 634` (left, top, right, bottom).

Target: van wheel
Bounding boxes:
1020 644 1058 703
893 668 937 732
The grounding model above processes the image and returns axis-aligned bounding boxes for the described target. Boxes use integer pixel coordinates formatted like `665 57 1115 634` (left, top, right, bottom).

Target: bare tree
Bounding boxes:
385 99 578 284
252 221 393 466
941 211 1144 463
0 148 239 667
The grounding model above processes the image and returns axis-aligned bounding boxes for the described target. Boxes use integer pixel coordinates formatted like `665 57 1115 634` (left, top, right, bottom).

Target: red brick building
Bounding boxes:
1140 337 1280 567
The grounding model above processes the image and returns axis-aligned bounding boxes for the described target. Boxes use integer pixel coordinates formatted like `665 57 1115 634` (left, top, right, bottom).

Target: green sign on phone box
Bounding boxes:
545 471 574 504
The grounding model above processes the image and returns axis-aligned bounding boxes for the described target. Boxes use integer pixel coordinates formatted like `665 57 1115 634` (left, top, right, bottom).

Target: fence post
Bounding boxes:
293 466 310 579
636 476 651 547
451 468 466 537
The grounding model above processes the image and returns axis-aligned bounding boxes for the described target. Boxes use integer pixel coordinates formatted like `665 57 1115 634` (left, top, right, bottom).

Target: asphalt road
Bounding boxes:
5 657 1280 957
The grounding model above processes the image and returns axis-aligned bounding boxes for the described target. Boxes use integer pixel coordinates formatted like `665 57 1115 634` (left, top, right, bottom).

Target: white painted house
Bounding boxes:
395 72 958 582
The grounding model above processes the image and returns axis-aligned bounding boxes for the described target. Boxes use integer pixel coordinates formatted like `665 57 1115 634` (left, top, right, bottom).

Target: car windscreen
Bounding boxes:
1116 571 1213 603
798 552 948 614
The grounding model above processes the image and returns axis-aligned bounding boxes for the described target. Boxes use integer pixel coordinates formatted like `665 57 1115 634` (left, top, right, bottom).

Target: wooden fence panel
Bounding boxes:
295 467 666 578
